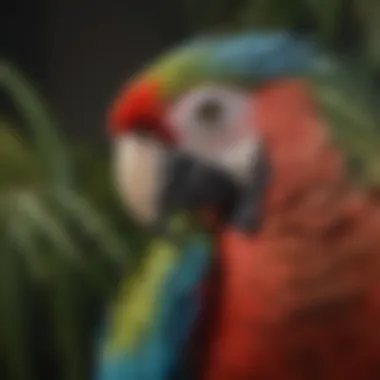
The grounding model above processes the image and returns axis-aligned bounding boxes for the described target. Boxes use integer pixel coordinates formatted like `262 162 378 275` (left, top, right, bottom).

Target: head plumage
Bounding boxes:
143 30 315 99
109 30 317 134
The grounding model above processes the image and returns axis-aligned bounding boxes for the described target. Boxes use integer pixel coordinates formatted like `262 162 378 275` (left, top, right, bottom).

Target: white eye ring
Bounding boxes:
166 84 261 184
167 84 250 145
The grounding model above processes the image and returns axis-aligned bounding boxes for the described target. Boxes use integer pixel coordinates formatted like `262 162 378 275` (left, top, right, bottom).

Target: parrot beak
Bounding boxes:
113 133 165 224
157 148 241 228
113 132 270 232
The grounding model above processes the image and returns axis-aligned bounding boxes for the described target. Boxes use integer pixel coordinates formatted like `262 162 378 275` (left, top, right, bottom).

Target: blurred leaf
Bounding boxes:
0 245 34 380
310 59 380 187
48 257 87 380
0 186 131 379
0 121 43 188
0 187 128 284
52 189 127 265
71 144 113 209
309 0 343 44
234 0 311 29
355 0 380 68
0 61 72 188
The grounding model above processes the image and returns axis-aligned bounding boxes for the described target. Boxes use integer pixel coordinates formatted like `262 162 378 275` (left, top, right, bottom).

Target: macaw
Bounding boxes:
96 31 380 380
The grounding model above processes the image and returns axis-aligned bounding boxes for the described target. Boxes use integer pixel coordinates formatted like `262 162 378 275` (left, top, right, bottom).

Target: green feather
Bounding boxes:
145 47 210 99
105 237 177 353
103 214 206 355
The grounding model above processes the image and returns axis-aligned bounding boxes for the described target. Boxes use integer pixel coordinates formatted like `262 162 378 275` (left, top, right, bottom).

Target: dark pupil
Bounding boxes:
197 100 223 126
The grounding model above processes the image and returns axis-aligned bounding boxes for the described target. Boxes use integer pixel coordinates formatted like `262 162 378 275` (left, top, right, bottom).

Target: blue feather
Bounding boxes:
207 31 315 81
95 234 212 380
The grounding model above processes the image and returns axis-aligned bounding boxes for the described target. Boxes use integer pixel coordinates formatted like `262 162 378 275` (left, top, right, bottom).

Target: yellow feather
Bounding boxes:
105 239 177 354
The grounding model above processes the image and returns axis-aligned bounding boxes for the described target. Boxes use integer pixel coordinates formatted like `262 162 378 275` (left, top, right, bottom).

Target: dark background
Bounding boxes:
2 0 191 138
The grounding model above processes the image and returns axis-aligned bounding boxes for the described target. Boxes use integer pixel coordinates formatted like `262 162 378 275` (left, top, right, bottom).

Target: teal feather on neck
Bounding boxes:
97 214 212 380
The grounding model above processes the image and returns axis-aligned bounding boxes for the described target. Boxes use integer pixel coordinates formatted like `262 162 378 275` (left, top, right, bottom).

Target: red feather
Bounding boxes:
195 80 380 380
107 79 175 142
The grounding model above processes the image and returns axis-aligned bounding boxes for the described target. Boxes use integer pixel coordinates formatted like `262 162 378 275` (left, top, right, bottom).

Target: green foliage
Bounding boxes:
310 60 380 186
355 0 380 67
1 62 71 188
0 62 131 380
0 123 43 188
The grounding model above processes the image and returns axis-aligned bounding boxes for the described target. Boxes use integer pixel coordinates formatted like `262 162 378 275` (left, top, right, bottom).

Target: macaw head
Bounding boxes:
109 31 321 232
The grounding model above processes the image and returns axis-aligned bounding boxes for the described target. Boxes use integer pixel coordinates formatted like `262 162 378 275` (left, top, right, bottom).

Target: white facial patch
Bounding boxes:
167 84 261 185
218 137 261 184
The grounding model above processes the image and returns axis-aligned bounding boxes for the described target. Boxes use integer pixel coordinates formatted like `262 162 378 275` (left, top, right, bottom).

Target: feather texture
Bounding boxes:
95 217 212 380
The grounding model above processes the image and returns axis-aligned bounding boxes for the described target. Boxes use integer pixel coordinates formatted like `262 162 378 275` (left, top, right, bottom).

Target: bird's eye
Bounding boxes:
195 98 225 128
168 84 250 143
166 84 260 184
